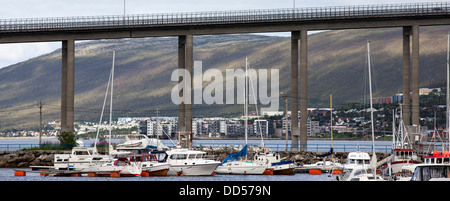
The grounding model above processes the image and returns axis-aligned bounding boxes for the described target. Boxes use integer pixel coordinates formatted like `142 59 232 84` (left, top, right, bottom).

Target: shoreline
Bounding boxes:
0 136 57 140
0 136 387 141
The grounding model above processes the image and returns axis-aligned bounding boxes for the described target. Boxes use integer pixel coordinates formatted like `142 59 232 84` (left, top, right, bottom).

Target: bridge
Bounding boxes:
2 2 450 150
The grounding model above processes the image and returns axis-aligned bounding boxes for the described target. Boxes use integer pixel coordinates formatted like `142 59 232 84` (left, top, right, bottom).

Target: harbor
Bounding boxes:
1 137 393 180
2 1 450 185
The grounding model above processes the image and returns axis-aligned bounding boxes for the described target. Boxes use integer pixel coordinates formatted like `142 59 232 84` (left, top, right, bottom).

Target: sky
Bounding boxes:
0 0 440 68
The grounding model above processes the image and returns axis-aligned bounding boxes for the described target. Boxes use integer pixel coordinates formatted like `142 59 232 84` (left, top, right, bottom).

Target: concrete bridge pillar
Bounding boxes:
411 25 420 126
299 29 308 151
291 29 308 151
177 35 193 148
61 39 75 133
291 31 299 151
177 36 186 133
402 26 411 126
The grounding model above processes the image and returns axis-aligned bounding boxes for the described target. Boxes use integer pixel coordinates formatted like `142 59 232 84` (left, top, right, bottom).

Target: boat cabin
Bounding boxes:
346 152 370 166
411 164 450 181
129 154 159 162
393 148 419 161
422 151 450 164
167 149 208 161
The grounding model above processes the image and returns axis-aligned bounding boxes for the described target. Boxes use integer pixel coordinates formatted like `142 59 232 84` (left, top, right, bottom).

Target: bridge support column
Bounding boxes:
61 39 75 133
299 29 308 151
402 26 411 126
291 31 299 151
185 35 193 145
177 35 193 148
177 36 186 134
411 25 420 126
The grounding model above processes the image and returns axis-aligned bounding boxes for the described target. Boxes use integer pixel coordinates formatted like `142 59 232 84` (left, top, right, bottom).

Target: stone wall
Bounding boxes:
0 150 67 168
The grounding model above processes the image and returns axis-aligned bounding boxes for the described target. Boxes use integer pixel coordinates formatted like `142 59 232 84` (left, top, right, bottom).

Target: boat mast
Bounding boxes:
330 94 334 161
94 51 114 154
245 57 248 146
367 40 377 170
109 50 115 156
330 94 333 151
392 108 396 149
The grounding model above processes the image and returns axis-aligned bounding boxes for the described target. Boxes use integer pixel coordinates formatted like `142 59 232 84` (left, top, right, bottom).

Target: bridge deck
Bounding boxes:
0 2 449 33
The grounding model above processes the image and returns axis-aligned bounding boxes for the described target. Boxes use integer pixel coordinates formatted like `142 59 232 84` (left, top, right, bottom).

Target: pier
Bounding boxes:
1 2 450 151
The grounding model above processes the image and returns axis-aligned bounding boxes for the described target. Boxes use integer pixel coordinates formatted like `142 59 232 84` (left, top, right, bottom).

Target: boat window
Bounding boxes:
188 154 196 159
74 151 90 155
170 154 187 160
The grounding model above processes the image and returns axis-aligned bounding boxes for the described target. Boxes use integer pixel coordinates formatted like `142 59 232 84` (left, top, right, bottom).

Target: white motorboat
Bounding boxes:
338 167 384 181
299 160 343 173
410 163 450 181
53 147 113 171
116 134 169 154
342 151 371 171
89 156 142 177
129 154 170 176
165 148 221 176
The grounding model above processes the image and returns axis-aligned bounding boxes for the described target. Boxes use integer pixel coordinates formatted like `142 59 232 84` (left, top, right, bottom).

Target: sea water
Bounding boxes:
0 168 336 181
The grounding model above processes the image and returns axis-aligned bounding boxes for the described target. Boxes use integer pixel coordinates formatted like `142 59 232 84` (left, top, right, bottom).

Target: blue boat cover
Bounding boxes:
222 145 248 163
316 148 333 158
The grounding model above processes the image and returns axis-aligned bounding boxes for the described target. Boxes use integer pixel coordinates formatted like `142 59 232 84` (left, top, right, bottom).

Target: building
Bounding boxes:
282 118 320 137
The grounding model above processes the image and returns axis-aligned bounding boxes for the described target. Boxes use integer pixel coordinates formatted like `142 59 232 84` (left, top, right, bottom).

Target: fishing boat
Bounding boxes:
129 153 170 176
165 148 221 176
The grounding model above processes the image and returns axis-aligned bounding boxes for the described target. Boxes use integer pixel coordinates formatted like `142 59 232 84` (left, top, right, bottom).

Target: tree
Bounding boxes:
57 131 78 149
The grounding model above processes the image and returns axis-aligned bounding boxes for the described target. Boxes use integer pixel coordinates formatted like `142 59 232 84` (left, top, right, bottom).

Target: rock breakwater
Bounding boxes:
0 150 67 168
0 150 391 168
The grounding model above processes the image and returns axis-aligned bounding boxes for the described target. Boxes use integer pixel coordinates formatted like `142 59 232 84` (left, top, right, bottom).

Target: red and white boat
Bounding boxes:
380 148 421 175
129 154 170 176
422 150 450 164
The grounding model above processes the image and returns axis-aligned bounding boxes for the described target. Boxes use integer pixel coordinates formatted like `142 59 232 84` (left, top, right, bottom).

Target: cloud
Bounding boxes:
0 42 59 68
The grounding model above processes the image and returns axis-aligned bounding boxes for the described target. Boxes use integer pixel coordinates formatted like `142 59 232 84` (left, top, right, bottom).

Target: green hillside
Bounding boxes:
1 26 449 130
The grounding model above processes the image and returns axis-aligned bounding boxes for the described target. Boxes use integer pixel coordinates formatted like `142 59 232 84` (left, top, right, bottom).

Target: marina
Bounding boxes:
3 2 450 185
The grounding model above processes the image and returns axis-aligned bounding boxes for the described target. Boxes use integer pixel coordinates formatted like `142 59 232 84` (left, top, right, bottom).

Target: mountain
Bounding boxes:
1 26 450 130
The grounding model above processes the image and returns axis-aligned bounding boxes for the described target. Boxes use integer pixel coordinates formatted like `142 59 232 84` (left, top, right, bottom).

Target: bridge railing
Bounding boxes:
0 2 449 32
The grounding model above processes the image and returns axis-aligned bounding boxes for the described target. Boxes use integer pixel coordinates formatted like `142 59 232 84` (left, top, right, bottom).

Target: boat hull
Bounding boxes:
273 167 295 175
167 162 220 176
215 161 266 175
144 163 170 176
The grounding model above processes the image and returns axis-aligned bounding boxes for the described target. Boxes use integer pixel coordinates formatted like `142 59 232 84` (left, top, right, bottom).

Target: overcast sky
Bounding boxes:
0 0 440 68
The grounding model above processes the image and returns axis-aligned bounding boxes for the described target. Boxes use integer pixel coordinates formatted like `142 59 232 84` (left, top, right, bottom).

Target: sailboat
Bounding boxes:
339 41 384 181
86 50 142 177
214 57 266 175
